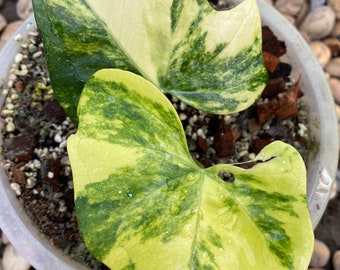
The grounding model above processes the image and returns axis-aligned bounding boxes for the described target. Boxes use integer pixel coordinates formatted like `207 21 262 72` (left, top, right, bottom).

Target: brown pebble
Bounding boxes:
3 134 37 163
296 0 308 25
335 104 340 119
310 239 331 268
0 20 23 42
282 13 296 25
15 80 25 92
299 30 311 44
1 233 9 245
328 77 340 105
0 14 7 32
16 0 33 20
324 38 340 57
330 180 338 200
329 0 340 19
331 20 340 37
10 166 27 184
310 41 331 68
2 244 31 270
333 250 340 270
299 6 336 40
275 0 305 16
326 57 340 78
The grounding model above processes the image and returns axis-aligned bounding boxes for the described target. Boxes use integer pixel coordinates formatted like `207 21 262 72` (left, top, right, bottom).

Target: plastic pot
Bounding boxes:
0 1 338 269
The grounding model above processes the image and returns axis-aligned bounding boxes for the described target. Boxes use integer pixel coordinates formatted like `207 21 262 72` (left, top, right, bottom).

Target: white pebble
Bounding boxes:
59 140 67 149
5 103 14 110
5 117 13 124
14 34 23 42
14 53 24 63
6 122 15 132
248 153 256 160
54 133 62 143
179 102 187 111
47 171 54 179
26 178 36 189
7 80 13 88
2 89 9 96
310 239 331 268
10 183 21 196
197 128 206 139
58 205 67 212
2 244 31 270
67 180 74 189
10 93 19 100
32 51 43 59
2 109 14 116
28 44 37 53
224 115 231 124
179 113 187 121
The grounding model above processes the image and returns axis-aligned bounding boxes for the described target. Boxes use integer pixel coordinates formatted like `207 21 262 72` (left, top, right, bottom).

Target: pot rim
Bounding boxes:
258 0 339 227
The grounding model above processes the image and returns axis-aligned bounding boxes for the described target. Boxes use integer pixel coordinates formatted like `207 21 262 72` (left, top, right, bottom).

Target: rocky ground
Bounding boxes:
0 0 339 269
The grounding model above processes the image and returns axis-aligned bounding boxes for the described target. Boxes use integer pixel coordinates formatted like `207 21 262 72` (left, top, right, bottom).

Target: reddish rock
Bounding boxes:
40 158 62 188
10 166 27 184
262 51 280 73
3 134 37 162
275 79 302 119
213 127 234 158
262 26 287 57
43 99 67 124
196 135 207 154
251 138 272 154
261 78 287 98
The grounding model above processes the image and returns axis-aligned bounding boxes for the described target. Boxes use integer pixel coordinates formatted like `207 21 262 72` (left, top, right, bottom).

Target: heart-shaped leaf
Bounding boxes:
67 69 313 270
32 0 267 125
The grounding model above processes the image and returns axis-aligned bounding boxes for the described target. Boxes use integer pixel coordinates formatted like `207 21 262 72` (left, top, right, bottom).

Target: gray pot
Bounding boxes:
0 1 338 269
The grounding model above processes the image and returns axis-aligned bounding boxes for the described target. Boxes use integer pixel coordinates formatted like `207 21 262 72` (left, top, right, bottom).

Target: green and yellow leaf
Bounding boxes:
32 0 267 125
67 69 313 270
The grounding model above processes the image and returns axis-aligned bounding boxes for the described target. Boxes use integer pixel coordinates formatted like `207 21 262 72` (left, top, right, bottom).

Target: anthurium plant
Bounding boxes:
32 0 314 269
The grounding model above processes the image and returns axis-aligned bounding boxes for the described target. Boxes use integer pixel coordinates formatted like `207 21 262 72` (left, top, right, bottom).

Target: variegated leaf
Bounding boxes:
67 69 313 270
32 0 267 125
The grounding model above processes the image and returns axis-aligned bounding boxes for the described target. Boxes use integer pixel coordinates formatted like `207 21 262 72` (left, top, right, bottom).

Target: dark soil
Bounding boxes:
0 26 315 269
